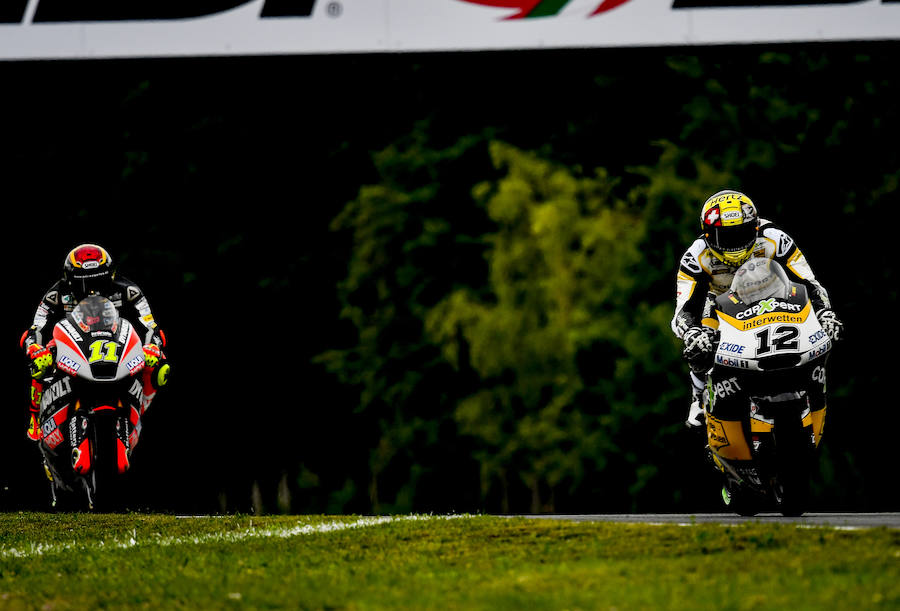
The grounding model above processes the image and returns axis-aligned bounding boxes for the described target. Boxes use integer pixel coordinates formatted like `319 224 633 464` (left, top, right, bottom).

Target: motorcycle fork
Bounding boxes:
114 403 139 474
70 401 131 475
70 403 92 475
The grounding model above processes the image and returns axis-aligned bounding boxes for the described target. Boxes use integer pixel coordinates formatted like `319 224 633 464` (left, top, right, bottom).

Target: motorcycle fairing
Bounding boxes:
706 413 752 461
53 318 144 382
712 283 831 372
40 404 70 451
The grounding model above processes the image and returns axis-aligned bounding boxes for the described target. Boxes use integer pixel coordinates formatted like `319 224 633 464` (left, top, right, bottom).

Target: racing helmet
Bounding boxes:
731 257 791 304
63 244 115 300
700 190 759 266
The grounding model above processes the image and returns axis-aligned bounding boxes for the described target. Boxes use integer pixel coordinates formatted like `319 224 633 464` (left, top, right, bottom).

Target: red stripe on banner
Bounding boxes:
457 0 543 19
590 0 633 15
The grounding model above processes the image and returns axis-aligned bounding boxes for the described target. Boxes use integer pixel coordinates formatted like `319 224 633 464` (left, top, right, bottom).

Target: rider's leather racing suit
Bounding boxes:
22 276 165 349
672 219 832 335
671 219 833 456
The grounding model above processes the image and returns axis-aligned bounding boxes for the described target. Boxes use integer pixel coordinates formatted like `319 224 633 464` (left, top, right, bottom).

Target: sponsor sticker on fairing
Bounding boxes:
129 379 144 402
808 341 831 360
716 355 750 368
39 378 72 411
719 342 745 354
126 355 145 374
44 428 64 449
808 329 827 345
56 355 81 376
713 377 742 399
735 298 802 320
61 320 82 339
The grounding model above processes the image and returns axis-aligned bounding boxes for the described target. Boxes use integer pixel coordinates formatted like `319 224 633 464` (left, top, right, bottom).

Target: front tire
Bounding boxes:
721 482 762 517
774 412 813 517
86 413 121 512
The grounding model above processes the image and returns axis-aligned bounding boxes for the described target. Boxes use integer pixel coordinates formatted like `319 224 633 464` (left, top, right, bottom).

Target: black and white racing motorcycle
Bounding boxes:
700 258 833 516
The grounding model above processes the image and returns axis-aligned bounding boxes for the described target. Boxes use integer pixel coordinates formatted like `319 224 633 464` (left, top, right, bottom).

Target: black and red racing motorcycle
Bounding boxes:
33 295 162 510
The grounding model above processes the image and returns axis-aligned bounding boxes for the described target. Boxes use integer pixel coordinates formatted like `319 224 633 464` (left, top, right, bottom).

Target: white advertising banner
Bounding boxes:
1 0 898 60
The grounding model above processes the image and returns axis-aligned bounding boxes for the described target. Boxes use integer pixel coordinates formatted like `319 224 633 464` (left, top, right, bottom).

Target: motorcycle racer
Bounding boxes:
671 190 843 428
20 244 170 441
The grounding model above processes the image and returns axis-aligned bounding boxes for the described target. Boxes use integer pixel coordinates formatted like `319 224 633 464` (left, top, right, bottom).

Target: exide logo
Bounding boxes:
1 0 317 23
458 0 898 19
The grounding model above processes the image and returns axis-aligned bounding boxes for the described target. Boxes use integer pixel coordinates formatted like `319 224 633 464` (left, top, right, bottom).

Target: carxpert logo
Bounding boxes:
1 0 322 23
457 0 898 18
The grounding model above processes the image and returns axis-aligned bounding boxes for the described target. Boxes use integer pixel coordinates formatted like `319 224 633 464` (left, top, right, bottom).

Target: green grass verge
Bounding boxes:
0 513 897 609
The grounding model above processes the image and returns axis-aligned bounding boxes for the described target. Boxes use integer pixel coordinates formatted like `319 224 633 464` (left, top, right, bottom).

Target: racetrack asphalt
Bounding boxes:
521 513 900 529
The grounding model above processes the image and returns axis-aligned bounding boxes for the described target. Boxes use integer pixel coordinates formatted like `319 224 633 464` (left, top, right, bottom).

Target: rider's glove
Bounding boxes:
817 309 843 342
682 326 715 372
143 344 170 389
26 343 53 379
143 344 162 368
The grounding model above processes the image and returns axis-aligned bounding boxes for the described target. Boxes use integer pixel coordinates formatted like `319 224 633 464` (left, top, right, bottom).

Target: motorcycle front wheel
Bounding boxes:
773 411 813 517
721 482 763 517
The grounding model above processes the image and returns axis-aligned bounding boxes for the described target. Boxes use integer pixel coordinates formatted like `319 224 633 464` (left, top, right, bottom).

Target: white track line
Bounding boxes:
1 514 471 560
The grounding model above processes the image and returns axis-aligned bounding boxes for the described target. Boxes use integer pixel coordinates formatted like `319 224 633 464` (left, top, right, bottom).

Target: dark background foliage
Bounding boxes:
1 42 897 514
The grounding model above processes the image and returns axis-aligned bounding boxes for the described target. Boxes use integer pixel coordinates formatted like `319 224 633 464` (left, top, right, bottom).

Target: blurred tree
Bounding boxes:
425 142 732 512
316 125 494 513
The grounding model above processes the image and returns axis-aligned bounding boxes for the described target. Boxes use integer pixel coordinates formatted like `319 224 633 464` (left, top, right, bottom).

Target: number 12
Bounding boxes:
755 325 799 355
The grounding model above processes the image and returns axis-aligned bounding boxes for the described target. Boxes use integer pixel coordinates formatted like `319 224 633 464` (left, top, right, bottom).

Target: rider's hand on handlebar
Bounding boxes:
817 309 843 342
143 344 162 368
682 326 714 359
682 326 717 373
143 344 170 389
26 343 53 379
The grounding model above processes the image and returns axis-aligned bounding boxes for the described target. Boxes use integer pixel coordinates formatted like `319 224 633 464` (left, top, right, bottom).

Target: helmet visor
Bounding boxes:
69 269 112 300
707 222 757 254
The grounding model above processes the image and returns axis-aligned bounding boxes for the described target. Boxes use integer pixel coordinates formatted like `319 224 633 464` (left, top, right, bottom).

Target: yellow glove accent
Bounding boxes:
143 344 161 368
27 344 53 379
27 413 43 442
156 364 170 388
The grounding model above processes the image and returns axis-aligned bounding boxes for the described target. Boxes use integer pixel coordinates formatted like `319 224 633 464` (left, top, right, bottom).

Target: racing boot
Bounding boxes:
686 385 705 429
26 379 45 441
27 411 43 442
42 457 59 508
685 370 707 429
